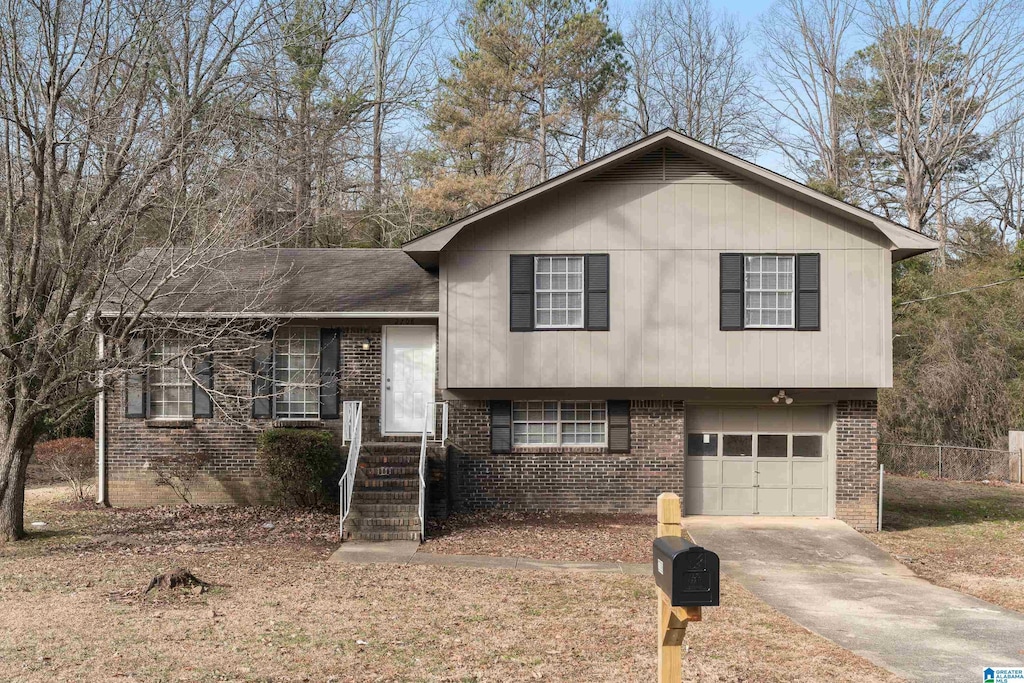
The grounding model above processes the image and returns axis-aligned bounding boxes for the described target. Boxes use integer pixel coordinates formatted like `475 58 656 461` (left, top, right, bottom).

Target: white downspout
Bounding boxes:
96 331 107 505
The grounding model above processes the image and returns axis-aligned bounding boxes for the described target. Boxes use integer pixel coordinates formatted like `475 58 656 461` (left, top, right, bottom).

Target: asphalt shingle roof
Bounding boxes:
103 248 438 315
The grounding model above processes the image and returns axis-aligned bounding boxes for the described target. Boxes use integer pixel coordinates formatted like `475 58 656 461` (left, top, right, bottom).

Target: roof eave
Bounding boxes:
96 310 440 319
402 129 941 258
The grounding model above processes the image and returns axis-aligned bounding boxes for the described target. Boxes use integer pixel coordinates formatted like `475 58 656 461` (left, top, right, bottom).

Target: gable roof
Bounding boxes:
403 129 938 263
100 248 438 317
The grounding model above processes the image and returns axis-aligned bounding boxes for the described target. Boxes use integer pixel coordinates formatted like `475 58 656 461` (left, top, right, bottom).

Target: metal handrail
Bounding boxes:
419 401 448 542
339 400 362 539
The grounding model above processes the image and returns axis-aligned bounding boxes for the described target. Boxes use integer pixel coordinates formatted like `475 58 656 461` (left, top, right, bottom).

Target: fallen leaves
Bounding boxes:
423 511 656 563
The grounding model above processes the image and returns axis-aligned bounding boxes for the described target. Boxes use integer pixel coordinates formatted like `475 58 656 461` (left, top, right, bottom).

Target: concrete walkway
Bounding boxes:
687 517 1024 682
328 541 649 575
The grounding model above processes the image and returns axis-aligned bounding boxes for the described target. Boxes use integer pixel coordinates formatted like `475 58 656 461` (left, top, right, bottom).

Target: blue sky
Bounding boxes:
605 0 791 173
609 0 777 19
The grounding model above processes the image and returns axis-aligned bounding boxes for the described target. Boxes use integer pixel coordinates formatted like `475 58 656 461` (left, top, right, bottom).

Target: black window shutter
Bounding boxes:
585 254 609 330
607 400 630 453
796 253 821 331
320 328 340 419
192 351 214 418
252 332 274 419
510 255 535 331
720 253 744 331
490 400 512 453
125 336 147 418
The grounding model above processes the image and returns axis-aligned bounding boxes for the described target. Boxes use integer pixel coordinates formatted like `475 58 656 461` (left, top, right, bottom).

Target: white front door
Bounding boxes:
382 326 436 434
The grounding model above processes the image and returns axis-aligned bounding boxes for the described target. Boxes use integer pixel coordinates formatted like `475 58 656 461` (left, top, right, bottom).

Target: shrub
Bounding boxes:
151 451 211 505
35 437 95 501
257 429 337 508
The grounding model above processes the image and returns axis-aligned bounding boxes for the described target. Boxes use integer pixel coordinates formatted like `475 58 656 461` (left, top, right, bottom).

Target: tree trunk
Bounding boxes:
372 99 383 205
538 88 548 181
935 180 947 270
578 111 588 167
0 443 30 542
295 92 313 248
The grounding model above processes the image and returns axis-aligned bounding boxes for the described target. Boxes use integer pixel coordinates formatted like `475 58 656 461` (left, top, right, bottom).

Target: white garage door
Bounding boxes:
685 405 831 516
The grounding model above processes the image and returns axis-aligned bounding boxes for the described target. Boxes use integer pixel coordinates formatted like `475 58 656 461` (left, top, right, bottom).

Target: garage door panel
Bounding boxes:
721 487 754 514
721 459 754 486
686 458 720 485
792 460 826 487
687 407 723 432
685 487 718 515
792 488 826 515
722 406 758 431
757 461 791 486
791 407 830 432
757 488 790 515
755 406 792 432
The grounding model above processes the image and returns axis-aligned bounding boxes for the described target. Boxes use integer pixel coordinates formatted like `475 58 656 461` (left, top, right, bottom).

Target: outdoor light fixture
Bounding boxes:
362 338 372 351
772 390 793 405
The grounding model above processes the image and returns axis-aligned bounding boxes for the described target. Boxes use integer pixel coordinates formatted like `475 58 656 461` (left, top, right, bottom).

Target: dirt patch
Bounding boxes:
0 497 901 682
423 511 656 563
874 475 1024 612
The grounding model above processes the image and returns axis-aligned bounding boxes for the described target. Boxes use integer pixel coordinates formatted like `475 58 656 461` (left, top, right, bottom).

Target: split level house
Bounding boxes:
95 129 938 540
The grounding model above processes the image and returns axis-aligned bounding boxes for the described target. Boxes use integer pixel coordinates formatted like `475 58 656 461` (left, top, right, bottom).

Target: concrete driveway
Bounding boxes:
687 517 1024 682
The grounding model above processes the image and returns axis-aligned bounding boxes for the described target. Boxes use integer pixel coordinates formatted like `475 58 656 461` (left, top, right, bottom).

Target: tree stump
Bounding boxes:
144 568 211 594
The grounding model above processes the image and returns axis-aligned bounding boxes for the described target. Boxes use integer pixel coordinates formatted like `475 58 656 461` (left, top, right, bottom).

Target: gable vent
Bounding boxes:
586 146 743 184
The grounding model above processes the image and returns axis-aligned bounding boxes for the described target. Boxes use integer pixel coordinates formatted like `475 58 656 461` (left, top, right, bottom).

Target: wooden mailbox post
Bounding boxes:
656 492 701 683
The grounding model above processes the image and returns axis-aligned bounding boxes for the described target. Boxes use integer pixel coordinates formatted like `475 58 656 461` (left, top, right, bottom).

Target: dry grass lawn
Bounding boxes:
0 486 902 682
423 511 655 563
873 475 1024 613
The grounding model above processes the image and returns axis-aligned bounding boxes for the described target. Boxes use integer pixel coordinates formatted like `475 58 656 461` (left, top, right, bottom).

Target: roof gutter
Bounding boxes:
95 310 440 319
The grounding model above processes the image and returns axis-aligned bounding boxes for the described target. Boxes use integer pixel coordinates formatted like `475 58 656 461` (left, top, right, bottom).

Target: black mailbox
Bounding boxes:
653 536 720 607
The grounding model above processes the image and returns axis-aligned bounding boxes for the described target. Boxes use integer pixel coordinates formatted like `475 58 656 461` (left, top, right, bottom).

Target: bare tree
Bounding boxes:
757 0 856 196
845 0 1023 253
621 5 661 138
974 104 1024 246
643 0 765 154
0 0 282 542
360 0 434 205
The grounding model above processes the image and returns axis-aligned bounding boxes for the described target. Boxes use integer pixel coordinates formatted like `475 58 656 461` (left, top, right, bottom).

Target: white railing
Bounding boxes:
339 400 362 539
419 401 448 542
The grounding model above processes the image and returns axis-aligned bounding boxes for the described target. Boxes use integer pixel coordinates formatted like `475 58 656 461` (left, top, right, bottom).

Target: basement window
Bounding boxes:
512 400 607 446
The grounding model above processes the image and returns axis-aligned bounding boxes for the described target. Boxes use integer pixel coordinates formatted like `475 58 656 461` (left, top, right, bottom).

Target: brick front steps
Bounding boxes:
342 442 442 542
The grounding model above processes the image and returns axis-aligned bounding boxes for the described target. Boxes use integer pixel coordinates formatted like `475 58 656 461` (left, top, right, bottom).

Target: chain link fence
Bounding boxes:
878 443 1023 483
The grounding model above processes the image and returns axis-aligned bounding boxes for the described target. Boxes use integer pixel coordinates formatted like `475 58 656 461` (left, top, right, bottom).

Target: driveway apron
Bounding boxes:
686 517 1024 682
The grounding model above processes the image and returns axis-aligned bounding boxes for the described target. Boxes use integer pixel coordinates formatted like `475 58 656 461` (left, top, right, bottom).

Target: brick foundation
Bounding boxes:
834 399 880 531
447 400 686 514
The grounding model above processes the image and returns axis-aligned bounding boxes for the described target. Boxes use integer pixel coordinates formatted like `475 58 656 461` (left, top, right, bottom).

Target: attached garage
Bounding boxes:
685 405 833 516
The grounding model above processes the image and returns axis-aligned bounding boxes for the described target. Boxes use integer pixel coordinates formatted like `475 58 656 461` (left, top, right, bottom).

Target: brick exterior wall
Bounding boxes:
835 399 880 531
103 327 878 527
447 400 686 514
101 324 431 507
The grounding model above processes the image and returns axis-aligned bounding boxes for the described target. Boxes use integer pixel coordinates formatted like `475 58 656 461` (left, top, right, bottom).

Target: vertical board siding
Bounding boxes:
442 180 893 389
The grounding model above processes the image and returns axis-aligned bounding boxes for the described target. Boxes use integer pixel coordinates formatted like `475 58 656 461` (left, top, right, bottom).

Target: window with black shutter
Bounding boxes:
720 253 820 331
251 332 274 419
192 350 214 418
490 400 512 453
510 253 610 331
320 328 340 419
125 337 147 418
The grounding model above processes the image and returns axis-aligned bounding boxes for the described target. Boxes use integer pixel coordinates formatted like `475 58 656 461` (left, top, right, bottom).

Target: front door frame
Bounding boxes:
380 324 437 436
